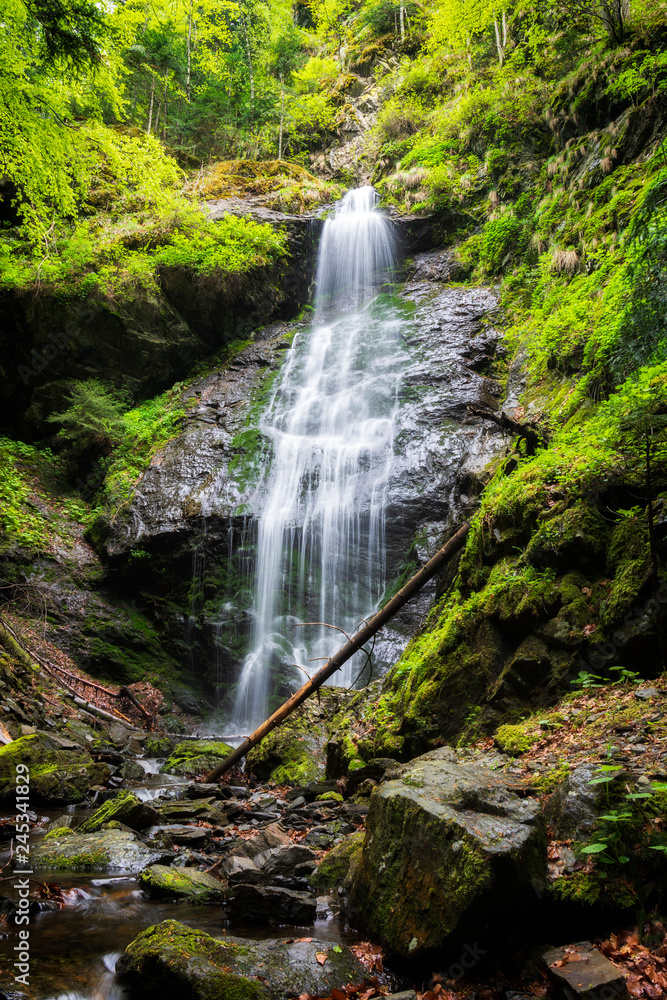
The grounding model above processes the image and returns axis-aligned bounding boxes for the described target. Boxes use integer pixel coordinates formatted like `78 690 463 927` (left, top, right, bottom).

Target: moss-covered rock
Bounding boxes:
310 830 364 893
31 828 172 873
138 865 230 903
245 710 325 785
77 792 160 833
0 732 110 804
163 740 233 776
116 919 369 1000
349 747 546 958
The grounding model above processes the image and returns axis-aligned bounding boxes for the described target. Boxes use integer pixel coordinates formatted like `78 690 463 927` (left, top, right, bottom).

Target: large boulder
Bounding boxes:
138 865 229 903
349 747 546 958
116 919 370 1000
0 732 110 804
31 828 173 873
544 764 607 840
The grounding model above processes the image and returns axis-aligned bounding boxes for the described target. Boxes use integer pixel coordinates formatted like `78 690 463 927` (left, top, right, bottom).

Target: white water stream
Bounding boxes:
231 187 404 729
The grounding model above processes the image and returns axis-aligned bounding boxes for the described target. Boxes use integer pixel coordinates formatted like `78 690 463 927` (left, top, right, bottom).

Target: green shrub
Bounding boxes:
479 215 527 275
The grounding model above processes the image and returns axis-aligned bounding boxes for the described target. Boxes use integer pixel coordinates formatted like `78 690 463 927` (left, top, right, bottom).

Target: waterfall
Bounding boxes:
231 186 401 730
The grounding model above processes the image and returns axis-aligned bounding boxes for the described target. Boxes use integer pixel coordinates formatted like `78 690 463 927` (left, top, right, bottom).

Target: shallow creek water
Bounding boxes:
0 766 359 1000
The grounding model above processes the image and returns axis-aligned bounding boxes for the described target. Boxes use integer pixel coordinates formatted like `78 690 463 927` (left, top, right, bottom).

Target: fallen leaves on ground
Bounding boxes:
297 978 390 1000
599 925 667 998
352 941 384 972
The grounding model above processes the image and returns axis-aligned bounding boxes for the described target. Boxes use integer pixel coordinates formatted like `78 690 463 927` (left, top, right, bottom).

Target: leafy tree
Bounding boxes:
48 380 126 460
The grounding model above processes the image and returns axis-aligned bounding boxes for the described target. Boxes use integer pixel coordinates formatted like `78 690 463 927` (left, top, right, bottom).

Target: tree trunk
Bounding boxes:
163 67 169 140
186 0 193 102
278 76 285 160
204 521 471 782
399 3 405 41
242 16 255 102
147 73 155 134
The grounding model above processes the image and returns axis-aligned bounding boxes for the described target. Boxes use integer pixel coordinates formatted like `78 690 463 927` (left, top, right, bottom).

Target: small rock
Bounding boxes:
145 824 211 846
544 942 629 1000
229 884 317 924
635 687 659 701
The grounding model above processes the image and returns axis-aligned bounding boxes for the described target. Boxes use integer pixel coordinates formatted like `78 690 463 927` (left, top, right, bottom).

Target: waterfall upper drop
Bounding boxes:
231 187 402 730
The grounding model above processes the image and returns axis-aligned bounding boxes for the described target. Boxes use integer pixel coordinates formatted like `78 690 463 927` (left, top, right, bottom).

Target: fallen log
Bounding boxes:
204 520 471 782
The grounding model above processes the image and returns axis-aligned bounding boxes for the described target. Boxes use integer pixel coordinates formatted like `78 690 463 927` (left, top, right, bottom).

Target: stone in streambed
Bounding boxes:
162 739 233 776
0 732 111 804
31 828 173 873
229 883 316 924
116 919 369 1000
310 830 364 894
77 792 160 833
349 746 546 958
156 797 228 825
543 942 630 1000
138 864 229 903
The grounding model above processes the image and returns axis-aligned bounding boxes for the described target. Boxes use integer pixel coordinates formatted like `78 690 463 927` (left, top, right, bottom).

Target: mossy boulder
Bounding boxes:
310 830 364 893
31 828 172 873
116 919 369 1000
163 740 234 776
138 865 230 903
0 732 111 804
77 792 160 833
245 717 324 785
349 747 546 958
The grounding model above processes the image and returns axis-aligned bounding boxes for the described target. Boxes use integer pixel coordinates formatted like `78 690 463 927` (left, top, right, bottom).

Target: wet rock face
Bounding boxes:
139 864 229 903
116 919 371 1000
104 272 506 694
349 746 546 958
31 828 173 873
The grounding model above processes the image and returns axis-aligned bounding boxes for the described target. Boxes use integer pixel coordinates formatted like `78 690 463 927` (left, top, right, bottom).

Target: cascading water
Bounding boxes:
231 186 404 729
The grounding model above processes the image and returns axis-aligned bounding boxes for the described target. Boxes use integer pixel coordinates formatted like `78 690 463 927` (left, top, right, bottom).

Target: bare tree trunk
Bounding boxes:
147 73 155 134
163 67 169 140
242 16 255 102
493 16 505 66
399 3 405 41
186 0 193 101
278 76 285 160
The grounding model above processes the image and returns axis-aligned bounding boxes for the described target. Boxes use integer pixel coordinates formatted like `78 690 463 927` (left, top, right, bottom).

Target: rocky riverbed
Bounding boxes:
1 673 666 1000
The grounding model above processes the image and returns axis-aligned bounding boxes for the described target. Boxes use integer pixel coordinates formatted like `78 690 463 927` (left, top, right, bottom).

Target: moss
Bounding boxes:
246 710 324 785
310 830 364 892
548 871 638 909
316 791 343 803
163 739 233 776
138 865 228 903
116 920 265 1000
145 736 173 755
43 826 75 841
494 723 539 756
77 792 154 833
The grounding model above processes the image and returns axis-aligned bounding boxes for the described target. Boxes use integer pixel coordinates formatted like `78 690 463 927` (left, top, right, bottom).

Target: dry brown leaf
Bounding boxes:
316 952 328 966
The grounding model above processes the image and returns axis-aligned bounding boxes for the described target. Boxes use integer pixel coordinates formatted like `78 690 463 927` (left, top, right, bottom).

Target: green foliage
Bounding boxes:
0 439 53 553
48 380 126 458
478 214 527 274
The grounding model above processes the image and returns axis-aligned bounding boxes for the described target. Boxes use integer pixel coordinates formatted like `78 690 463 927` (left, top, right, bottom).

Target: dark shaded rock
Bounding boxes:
349 747 546 958
543 942 630 1000
138 864 229 903
544 765 605 841
258 844 319 877
157 797 228 825
145 824 211 847
228 823 292 861
229 883 316 924
116 919 370 1000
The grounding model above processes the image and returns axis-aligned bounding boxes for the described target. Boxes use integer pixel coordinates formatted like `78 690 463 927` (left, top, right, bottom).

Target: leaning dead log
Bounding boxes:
467 405 543 456
204 521 471 782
